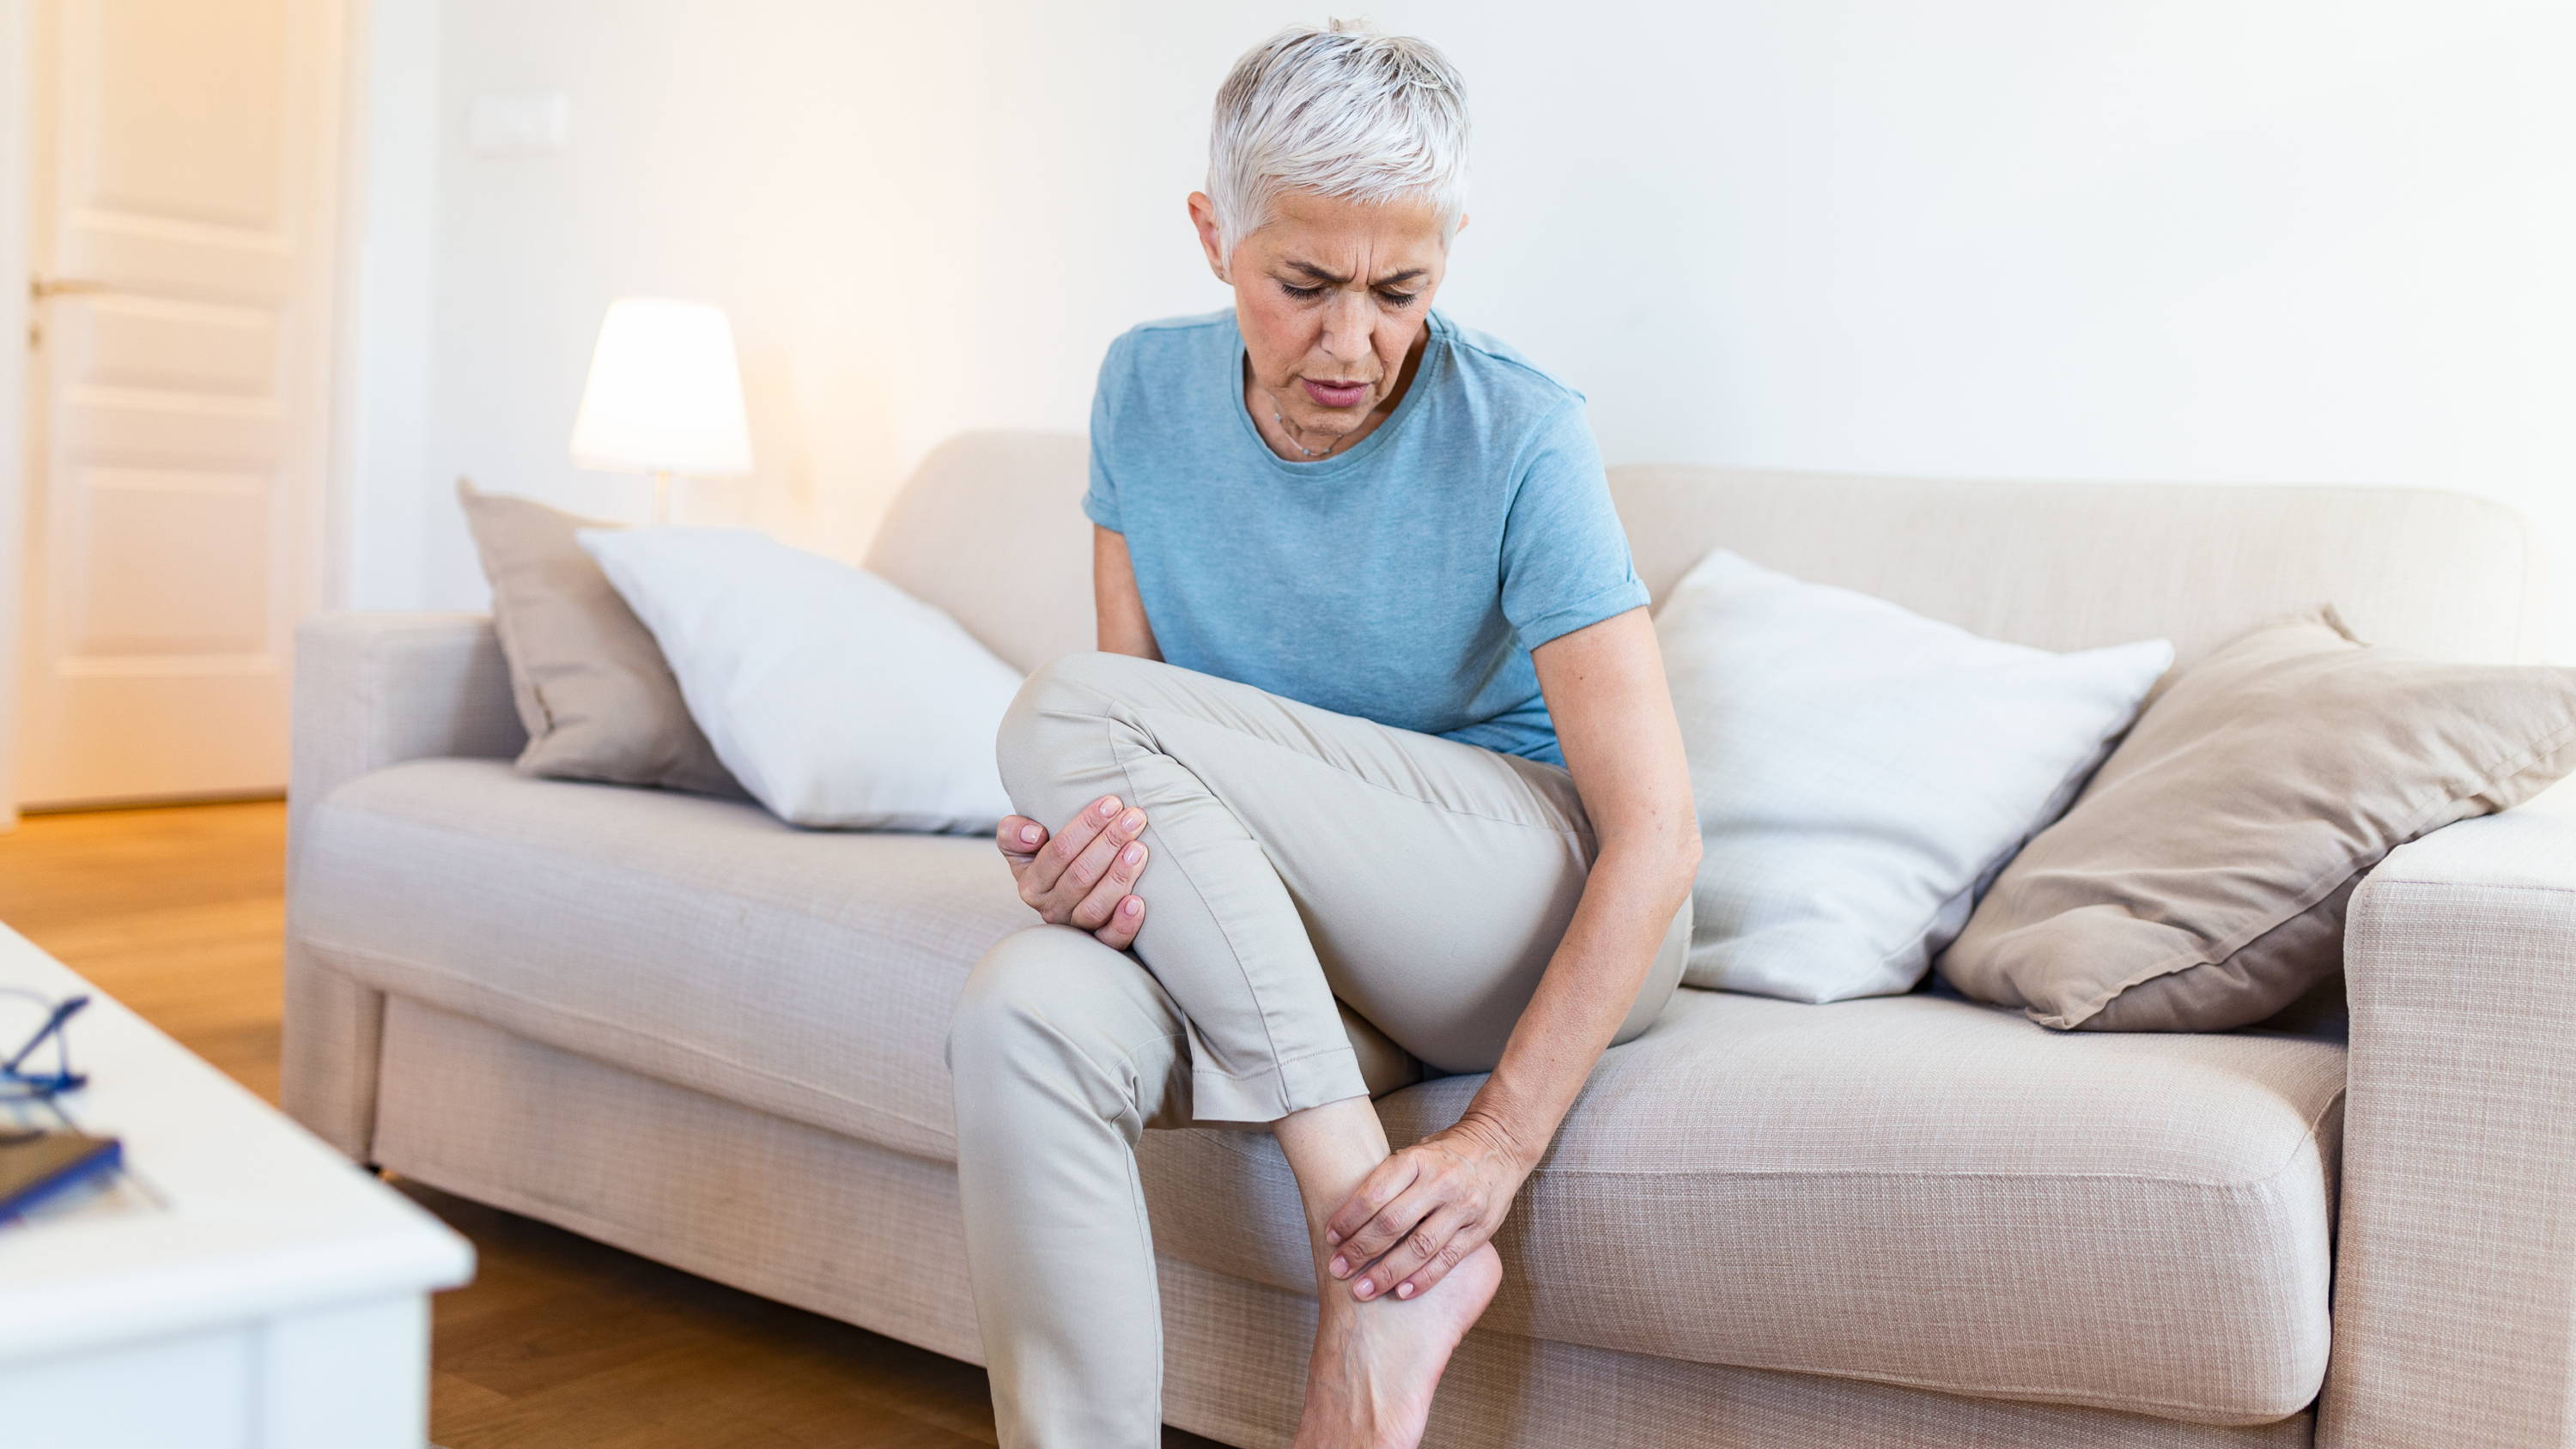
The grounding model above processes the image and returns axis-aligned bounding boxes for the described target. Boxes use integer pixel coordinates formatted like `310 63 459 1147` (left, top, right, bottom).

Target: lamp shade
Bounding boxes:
568 297 755 476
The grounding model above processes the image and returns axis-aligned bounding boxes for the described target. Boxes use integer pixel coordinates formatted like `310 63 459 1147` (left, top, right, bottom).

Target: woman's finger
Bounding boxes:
1092 893 1145 949
1067 836 1148 931
1355 1204 1472 1302
1394 1210 1492 1300
1323 1154 1420 1256
1024 795 1121 900
997 815 1047 862
1049 805 1146 920
1333 1179 1442 1282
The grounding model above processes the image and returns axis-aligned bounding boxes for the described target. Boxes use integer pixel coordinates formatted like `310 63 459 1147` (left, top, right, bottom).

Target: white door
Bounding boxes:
15 0 344 808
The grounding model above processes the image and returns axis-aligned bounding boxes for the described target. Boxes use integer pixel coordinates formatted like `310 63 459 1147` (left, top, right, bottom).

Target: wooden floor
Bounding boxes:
0 799 1223 1448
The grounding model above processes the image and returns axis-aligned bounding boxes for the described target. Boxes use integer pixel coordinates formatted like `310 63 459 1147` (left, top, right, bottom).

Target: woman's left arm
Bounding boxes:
1321 603 1701 1301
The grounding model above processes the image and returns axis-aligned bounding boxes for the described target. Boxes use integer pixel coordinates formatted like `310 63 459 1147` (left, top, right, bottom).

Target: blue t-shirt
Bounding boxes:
1083 305 1649 767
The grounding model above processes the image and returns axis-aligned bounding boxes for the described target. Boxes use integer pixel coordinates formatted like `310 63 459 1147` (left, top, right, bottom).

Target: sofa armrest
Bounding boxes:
288 611 523 873
2319 776 2576 1448
282 611 519 1160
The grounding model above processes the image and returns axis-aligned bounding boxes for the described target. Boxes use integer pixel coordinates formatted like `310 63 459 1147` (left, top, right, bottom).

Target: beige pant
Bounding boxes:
949 650 1691 1449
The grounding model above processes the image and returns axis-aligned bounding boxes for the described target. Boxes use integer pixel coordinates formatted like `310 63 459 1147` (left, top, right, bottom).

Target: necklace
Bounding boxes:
1272 407 1342 458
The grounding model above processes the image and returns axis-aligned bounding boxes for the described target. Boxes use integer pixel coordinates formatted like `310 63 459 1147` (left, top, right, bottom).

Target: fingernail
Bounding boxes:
1121 897 1140 916
1324 1228 1340 1246
1396 1282 1415 1300
1097 797 1119 818
1329 1255 1346 1276
1119 809 1145 832
1353 1279 1376 1300
1019 825 1040 843
1121 843 1142 864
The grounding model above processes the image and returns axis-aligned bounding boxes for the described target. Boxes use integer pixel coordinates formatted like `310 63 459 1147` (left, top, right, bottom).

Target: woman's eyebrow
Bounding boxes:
1280 258 1429 287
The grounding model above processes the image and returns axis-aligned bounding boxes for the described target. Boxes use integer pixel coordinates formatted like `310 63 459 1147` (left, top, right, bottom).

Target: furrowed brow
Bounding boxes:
1282 259 1350 284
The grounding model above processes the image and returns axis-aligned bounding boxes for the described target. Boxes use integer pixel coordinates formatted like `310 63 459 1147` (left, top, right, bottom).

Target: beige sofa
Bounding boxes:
283 430 2573 1448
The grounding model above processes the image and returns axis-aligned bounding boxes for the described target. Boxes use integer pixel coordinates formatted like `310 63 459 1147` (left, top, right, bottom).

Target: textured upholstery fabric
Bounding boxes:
283 613 524 1156
1611 469 2545 675
299 756 2338 1421
374 998 2311 1449
1941 604 2576 1032
296 757 1030 1162
1157 1256 2312 1449
1139 988 2342 1424
861 431 1102 675
2318 774 2576 1448
286 612 524 873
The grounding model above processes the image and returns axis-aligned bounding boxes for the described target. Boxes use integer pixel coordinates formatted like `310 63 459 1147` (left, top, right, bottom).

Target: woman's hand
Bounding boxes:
1321 1115 1533 1302
997 793 1151 949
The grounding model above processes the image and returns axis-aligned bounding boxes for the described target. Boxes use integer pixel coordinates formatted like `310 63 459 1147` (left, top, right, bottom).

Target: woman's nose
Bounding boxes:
1319 293 1374 362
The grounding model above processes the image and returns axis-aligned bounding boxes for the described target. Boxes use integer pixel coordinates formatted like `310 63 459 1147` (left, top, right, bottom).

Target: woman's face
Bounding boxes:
1188 186 1463 448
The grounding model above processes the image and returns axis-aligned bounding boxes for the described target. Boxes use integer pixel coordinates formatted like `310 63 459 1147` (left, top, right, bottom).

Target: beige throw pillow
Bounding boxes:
457 480 741 797
1935 603 2576 1031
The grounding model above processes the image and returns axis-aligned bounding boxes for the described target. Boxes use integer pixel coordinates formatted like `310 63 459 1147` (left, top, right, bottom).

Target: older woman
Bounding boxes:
947 21 1699 1449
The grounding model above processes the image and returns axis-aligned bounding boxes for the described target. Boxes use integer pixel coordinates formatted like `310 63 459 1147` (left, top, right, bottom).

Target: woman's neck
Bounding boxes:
1244 327 1430 463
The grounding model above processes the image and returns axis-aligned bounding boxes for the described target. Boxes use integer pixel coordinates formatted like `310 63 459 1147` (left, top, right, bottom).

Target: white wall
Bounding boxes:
353 0 2576 657
333 0 440 609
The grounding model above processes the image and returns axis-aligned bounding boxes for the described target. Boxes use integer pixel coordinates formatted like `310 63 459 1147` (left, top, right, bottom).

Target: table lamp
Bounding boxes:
568 296 754 522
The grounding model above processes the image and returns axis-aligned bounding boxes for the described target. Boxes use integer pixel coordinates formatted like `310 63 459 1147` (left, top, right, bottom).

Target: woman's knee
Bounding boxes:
993 651 1163 824
947 924 1150 1072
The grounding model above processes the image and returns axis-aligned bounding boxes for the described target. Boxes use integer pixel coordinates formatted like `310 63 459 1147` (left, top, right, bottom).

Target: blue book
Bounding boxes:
0 1130 124 1222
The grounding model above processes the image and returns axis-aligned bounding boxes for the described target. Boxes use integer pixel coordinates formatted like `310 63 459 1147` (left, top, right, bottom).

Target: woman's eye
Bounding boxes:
1280 282 1324 300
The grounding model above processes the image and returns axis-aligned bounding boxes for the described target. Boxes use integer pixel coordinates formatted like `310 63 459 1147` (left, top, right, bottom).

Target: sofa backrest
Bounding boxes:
866 429 2548 678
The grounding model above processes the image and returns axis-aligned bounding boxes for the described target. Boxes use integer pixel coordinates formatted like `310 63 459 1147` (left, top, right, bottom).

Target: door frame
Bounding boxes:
0 0 31 831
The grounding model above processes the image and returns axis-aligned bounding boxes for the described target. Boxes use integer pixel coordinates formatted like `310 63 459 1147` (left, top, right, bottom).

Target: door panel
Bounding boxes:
19 0 342 806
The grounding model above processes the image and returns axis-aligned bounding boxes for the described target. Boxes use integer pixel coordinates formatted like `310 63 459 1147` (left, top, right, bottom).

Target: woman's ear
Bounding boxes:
1186 191 1230 283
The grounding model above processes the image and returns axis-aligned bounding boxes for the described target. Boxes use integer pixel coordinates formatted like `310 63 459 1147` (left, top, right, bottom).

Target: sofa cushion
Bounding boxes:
455 480 742 797
1141 987 2344 1425
580 526 1024 833
1937 603 2576 1031
295 756 2343 1423
1656 544 2172 1003
294 757 1031 1161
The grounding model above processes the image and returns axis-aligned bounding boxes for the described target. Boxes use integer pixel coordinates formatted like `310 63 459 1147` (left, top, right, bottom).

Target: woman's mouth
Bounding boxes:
1301 376 1371 409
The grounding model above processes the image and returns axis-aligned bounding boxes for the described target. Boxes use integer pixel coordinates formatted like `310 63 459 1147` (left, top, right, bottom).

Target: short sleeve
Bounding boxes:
1498 400 1651 652
1081 336 1125 532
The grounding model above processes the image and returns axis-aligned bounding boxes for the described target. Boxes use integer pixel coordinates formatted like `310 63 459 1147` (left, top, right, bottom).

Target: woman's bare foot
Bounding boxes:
1291 1240 1503 1449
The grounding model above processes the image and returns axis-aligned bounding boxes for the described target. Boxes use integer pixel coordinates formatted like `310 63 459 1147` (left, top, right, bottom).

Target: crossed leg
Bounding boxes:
949 651 1691 1448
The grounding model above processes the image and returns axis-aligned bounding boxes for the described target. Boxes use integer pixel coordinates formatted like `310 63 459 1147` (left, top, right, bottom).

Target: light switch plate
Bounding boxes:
468 91 572 155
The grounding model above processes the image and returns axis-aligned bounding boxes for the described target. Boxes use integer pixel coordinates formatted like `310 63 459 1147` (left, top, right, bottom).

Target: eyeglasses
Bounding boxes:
2 987 89 1105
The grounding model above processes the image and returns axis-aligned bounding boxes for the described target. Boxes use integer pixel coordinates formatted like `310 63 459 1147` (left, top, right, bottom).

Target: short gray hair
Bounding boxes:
1206 18 1471 259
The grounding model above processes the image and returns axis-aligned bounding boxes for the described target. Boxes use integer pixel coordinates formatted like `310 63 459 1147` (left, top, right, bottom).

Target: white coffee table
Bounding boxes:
0 922 474 1448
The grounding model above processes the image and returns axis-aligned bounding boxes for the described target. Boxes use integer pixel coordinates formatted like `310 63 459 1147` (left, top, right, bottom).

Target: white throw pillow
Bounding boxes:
579 526 1023 833
1657 548 2172 1003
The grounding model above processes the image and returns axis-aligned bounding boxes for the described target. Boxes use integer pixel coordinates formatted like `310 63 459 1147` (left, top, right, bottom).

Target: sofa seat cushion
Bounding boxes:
1139 986 2345 1426
294 757 1031 1161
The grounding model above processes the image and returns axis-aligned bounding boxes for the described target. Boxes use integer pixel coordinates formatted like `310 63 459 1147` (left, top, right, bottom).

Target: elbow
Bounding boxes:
1609 815 1701 906
1668 825 1704 904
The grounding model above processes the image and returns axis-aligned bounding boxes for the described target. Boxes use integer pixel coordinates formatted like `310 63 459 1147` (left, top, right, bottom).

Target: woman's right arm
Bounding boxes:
1093 524 1162 658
